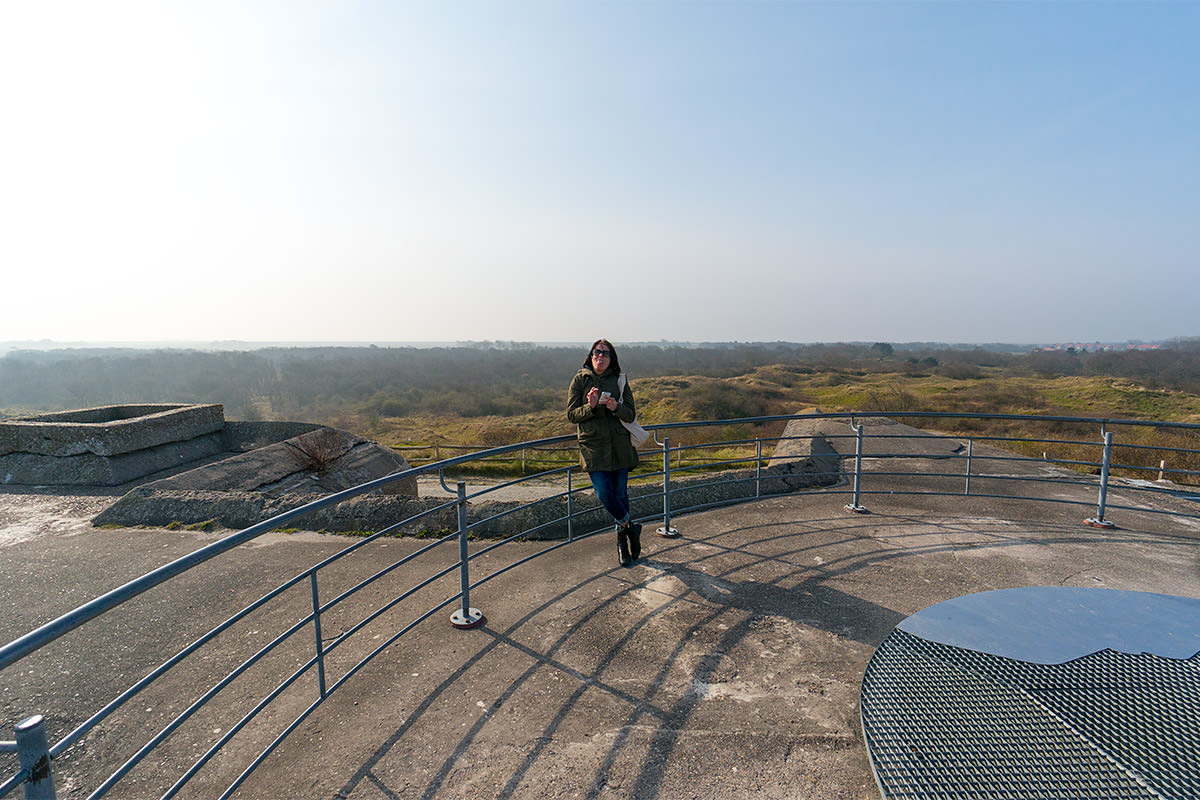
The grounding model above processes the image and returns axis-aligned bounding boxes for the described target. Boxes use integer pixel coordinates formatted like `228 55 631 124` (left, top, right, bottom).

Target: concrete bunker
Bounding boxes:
1 404 418 530
1 404 228 485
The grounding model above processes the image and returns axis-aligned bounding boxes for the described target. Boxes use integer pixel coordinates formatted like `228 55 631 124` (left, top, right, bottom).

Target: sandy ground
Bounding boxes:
0 488 121 547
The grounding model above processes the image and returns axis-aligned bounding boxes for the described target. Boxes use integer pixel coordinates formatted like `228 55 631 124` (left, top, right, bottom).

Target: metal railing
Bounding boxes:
3 410 1200 798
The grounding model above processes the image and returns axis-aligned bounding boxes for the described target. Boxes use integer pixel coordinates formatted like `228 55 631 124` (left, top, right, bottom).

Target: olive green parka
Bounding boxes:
567 366 639 473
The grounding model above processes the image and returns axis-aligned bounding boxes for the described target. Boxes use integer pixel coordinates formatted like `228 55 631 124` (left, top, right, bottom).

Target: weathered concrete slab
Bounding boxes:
1 432 226 485
0 404 224 457
0 404 228 485
92 427 423 530
141 427 417 497
222 420 322 451
767 409 846 490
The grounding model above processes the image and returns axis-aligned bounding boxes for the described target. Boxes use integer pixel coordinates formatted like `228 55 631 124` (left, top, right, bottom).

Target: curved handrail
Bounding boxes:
3 410 1200 798
0 434 578 673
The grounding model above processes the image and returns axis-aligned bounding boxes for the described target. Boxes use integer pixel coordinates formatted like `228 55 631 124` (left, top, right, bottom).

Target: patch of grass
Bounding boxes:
165 519 219 531
318 527 456 539
416 527 456 539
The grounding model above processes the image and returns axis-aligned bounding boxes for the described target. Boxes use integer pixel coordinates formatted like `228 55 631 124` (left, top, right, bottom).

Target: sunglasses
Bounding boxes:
592 349 611 357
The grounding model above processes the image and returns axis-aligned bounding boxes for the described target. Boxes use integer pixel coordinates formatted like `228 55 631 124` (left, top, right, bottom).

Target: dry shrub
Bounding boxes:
287 428 351 473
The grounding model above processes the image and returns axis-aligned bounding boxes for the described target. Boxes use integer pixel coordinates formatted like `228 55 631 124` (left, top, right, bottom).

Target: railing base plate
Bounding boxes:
1084 517 1117 529
450 608 486 629
844 504 869 514
655 526 680 539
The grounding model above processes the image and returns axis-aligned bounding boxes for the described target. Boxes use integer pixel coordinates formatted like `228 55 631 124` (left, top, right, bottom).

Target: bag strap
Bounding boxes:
617 373 628 402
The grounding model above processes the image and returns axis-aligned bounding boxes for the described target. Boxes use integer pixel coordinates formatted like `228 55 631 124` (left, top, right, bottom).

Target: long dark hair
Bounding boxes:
582 338 621 375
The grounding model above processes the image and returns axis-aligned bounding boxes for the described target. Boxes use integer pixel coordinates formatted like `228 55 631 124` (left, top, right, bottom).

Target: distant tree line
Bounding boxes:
3 340 1200 421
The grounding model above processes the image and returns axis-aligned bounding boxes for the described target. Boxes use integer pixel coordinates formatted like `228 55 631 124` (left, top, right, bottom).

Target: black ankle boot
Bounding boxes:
626 522 642 560
617 528 632 567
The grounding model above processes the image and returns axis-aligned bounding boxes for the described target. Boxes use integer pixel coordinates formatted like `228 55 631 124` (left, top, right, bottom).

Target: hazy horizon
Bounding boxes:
3 2 1197 345
0 335 1175 357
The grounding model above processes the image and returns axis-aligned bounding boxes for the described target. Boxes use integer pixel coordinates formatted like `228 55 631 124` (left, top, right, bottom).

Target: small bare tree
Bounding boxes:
286 428 351 473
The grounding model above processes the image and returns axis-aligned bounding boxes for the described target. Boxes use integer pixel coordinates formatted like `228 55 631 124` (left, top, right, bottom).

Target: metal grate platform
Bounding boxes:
861 627 1200 799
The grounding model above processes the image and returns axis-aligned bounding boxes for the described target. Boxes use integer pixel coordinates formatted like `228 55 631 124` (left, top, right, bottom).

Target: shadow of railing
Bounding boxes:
329 512 1163 800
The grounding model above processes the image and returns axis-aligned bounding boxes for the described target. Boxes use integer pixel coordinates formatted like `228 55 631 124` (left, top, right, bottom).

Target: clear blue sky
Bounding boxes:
1 1 1197 345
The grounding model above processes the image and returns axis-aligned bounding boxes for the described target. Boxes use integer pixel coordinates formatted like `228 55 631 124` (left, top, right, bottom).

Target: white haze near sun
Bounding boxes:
1 1 1198 346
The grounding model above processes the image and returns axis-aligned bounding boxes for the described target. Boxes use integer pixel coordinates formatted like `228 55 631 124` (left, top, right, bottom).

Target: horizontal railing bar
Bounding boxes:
844 487 1200 522
651 410 1200 432
321 562 461 658
1105 461 1200 477
51 571 309 757
8 408 1200 799
843 468 1099 489
1101 501 1200 521
0 771 26 798
966 436 1108 449
219 588 466 800
1114 441 1200 455
467 528 612 594
162 650 320 800
326 593 459 700
456 465 578 500
296 498 460 577
0 476 434 671
467 510 591 551
392 442 578 453
855 488 1095 508
466 508 615 562
670 491 803 520
87 610 320 798
49 505 462 758
216 691 323 800
462 491 585 533
0 433 602 671
316 531 458 617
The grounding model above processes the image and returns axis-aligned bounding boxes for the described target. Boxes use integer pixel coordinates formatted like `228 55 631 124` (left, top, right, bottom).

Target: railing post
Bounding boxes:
844 420 868 513
755 438 763 498
15 715 55 800
656 437 680 538
566 467 575 542
1085 430 1117 529
309 573 327 698
449 481 486 628
964 438 973 496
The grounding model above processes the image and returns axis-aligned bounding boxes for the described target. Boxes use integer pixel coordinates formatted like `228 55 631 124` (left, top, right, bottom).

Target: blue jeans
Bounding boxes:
589 469 630 525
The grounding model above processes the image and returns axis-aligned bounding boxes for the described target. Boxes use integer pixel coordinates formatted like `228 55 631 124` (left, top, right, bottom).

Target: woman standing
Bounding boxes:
567 338 642 567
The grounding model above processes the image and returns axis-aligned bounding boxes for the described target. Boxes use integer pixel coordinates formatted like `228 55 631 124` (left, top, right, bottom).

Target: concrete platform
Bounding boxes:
1 472 1199 799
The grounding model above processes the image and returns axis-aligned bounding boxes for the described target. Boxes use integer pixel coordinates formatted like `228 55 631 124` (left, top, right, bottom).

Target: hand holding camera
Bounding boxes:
587 387 618 411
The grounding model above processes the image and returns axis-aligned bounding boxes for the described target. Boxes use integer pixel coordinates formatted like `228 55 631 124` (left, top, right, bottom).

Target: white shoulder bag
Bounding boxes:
616 373 653 449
